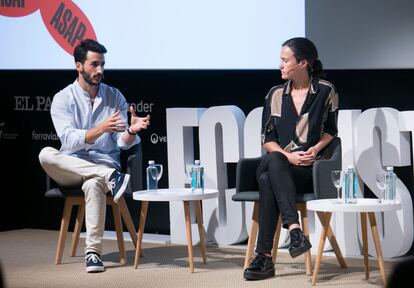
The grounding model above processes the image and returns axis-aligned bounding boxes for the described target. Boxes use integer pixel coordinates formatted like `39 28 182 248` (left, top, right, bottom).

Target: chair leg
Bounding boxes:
55 198 75 264
70 198 85 257
110 199 126 265
57 196 132 265
244 202 260 269
298 203 312 276
271 214 283 263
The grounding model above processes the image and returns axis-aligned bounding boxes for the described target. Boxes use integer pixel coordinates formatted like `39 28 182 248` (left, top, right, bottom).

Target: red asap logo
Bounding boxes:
0 0 97 55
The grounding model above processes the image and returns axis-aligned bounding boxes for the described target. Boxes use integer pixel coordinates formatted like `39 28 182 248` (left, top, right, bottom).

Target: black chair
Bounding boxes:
232 137 344 275
44 144 143 265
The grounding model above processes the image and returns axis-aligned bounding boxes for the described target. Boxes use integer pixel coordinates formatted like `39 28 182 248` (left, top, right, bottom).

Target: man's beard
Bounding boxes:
81 70 102 86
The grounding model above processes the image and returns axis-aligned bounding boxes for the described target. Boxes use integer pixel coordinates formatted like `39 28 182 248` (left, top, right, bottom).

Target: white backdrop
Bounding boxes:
0 0 305 69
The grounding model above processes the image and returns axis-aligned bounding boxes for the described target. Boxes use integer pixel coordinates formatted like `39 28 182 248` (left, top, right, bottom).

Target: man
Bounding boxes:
39 39 150 273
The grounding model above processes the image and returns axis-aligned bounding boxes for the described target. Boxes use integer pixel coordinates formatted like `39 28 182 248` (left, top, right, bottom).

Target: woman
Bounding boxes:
244 37 338 280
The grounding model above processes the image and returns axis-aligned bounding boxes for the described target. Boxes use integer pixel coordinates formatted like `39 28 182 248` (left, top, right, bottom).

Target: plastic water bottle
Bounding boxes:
146 160 157 191
344 165 358 204
191 160 204 192
385 166 396 203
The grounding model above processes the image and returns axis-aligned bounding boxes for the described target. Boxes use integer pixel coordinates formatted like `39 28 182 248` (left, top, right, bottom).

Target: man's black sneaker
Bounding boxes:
107 171 130 203
288 228 312 258
85 253 105 273
244 254 275 280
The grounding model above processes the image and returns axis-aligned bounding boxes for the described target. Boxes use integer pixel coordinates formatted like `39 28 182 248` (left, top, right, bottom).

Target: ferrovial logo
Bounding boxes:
0 122 18 140
150 133 167 144
14 96 52 111
32 131 59 141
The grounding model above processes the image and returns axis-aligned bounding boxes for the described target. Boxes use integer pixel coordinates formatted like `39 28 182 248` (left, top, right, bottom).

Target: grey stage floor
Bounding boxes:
0 229 394 288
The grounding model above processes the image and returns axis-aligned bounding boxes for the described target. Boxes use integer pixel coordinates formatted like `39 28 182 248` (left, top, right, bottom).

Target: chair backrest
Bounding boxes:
312 137 342 199
235 156 262 193
121 143 143 194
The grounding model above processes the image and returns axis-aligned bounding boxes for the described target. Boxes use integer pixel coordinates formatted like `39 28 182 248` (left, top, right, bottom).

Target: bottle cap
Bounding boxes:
386 166 393 171
347 165 354 170
148 160 155 165
195 160 200 165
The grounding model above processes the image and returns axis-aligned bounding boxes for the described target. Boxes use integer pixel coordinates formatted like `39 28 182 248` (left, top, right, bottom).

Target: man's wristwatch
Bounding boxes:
127 128 137 135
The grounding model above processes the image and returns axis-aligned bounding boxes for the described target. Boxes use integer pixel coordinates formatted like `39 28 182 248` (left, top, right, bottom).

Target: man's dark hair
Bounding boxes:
74 39 107 64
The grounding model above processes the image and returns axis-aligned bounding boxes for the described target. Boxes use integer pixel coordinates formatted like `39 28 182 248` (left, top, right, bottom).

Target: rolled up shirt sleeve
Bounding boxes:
51 92 90 153
117 132 141 149
323 89 339 137
261 91 279 145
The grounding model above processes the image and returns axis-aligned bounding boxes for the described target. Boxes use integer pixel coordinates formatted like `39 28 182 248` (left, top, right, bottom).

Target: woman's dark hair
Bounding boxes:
282 37 325 78
73 39 107 64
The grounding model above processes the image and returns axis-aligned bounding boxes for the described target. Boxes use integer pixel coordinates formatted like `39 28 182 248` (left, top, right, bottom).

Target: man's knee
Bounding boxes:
82 178 108 195
38 146 57 165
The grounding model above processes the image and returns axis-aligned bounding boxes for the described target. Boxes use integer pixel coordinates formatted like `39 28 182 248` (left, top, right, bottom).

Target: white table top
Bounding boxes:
307 198 401 213
133 188 219 202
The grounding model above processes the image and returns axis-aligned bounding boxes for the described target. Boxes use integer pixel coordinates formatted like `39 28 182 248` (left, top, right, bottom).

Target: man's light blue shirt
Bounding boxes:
51 80 140 170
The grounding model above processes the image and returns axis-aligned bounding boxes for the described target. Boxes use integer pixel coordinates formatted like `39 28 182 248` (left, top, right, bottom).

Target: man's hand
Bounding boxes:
128 105 150 134
99 110 126 133
85 110 125 144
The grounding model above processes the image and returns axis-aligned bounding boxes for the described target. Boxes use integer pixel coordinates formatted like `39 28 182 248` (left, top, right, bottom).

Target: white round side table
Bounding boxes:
132 188 219 273
307 198 401 286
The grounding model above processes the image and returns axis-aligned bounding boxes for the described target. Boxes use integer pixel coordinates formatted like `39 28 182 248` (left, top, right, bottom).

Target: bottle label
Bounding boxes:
344 169 357 204
385 172 396 203
191 166 204 192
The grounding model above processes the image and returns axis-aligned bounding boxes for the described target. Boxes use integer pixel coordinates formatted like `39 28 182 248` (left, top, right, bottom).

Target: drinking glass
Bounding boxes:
331 170 345 201
376 172 388 203
184 163 194 189
150 164 163 189
185 164 193 179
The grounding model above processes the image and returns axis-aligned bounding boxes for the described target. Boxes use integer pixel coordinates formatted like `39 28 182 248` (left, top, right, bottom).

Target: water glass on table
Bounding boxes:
147 162 163 191
331 170 345 202
376 172 388 203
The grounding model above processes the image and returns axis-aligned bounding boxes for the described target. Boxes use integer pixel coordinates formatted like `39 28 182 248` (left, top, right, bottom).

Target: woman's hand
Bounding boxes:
300 147 317 166
286 151 304 166
287 146 317 166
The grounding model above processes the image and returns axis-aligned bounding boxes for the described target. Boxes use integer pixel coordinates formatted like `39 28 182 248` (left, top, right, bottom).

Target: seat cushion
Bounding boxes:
45 187 83 198
231 191 315 203
232 191 260 202
45 187 132 199
296 193 315 203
